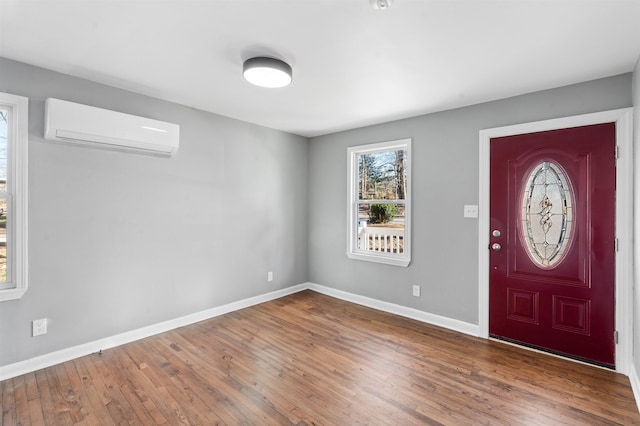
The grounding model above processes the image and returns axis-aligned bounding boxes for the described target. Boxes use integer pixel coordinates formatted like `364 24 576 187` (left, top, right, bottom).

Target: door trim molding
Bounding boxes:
478 108 633 374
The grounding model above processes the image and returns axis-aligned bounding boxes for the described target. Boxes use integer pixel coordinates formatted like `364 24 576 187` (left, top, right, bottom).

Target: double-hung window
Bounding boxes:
0 92 28 302
347 139 411 267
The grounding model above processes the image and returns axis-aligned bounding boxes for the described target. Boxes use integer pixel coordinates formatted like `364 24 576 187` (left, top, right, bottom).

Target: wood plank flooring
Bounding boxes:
2 290 639 425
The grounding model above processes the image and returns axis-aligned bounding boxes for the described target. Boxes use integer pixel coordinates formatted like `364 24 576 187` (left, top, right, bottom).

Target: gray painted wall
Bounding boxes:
308 74 632 325
0 58 309 366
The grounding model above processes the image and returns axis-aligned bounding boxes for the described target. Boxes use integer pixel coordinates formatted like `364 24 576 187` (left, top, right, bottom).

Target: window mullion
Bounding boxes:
358 199 404 205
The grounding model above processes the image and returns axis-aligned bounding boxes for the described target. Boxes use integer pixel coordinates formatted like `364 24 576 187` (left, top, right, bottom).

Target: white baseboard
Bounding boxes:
0 283 308 381
3 279 636 410
307 282 480 337
4 280 635 410
0 282 481 381
629 362 640 412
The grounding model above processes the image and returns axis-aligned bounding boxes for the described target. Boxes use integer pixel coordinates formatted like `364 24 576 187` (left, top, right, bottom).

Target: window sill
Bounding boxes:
0 287 27 302
347 252 410 267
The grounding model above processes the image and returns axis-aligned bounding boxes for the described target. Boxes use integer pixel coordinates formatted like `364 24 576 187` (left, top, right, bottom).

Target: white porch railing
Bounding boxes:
358 224 404 254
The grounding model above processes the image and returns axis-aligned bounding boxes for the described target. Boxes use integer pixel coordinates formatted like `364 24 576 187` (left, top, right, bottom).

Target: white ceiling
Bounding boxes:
1 0 640 137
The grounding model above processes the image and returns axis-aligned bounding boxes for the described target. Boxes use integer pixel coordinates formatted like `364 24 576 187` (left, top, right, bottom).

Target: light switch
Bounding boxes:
464 204 478 218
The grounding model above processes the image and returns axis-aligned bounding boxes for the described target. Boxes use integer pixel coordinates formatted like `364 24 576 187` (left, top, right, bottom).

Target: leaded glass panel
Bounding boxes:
521 161 573 268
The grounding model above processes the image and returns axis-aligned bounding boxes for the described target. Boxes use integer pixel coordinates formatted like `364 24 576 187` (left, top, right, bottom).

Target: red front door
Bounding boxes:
489 123 616 367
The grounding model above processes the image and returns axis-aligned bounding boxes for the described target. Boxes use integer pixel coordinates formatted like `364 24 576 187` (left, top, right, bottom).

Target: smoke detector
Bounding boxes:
370 0 394 10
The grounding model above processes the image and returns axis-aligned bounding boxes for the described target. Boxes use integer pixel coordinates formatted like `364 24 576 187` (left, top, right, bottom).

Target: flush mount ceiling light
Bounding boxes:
243 57 292 88
370 0 394 10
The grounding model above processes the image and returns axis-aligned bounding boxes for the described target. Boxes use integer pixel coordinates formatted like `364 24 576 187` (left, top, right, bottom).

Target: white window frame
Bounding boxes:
0 92 28 302
347 138 411 267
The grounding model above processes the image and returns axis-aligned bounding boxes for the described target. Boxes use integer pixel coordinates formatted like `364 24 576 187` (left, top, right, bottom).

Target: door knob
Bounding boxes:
491 243 502 251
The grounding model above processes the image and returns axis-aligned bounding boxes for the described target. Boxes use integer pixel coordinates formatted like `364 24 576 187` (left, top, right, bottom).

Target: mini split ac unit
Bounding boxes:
44 98 180 156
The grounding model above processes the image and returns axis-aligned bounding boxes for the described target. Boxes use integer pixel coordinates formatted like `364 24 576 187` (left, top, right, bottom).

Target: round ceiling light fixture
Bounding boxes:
370 0 394 10
243 57 292 88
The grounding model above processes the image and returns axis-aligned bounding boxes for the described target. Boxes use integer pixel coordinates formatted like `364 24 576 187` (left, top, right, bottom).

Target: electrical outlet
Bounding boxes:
267 271 273 282
412 285 421 297
32 318 47 337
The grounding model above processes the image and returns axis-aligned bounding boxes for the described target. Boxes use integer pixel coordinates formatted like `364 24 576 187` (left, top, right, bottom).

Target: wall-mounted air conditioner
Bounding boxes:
44 98 180 156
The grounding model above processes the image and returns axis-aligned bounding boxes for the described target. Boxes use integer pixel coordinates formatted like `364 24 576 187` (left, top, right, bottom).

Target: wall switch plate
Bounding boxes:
463 204 478 218
32 318 47 337
412 285 421 297
267 271 273 282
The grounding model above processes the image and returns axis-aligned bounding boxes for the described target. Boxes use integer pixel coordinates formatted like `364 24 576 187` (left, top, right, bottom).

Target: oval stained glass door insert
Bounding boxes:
521 161 574 268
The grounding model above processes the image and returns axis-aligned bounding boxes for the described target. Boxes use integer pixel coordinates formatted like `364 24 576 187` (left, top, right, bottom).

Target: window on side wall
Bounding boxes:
347 139 411 267
0 92 28 302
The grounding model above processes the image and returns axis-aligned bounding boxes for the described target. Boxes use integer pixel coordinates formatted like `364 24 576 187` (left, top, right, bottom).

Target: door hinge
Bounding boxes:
615 238 619 252
615 330 619 344
615 145 620 160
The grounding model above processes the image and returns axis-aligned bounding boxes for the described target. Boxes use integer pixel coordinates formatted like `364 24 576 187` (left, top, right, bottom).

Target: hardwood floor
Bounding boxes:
2 290 639 425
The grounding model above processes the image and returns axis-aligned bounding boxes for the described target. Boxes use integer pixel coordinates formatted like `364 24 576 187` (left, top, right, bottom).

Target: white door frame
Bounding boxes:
478 108 633 374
